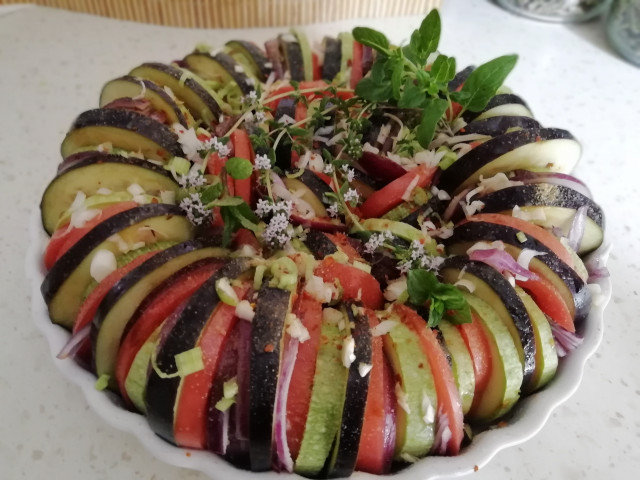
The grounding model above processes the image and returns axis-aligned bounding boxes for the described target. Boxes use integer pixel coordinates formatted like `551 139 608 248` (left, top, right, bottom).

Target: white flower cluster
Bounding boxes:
242 90 258 105
256 199 295 248
397 240 445 273
255 199 293 219
323 163 335 175
179 192 210 225
341 164 355 183
253 153 272 171
172 124 231 162
364 230 394 254
327 202 340 218
177 168 207 189
202 136 231 158
343 188 360 205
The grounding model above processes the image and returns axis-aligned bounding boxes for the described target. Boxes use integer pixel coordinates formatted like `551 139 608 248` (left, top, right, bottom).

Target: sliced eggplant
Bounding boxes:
92 241 230 383
129 62 221 125
303 229 339 260
40 153 178 235
144 257 249 443
328 305 372 478
225 40 273 82
448 65 475 91
478 183 604 254
274 98 296 169
249 286 291 471
444 221 591 324
60 108 182 161
463 93 531 122
99 75 189 126
183 51 255 95
279 34 305 82
41 204 192 328
437 128 581 194
439 256 537 392
463 115 541 137
322 37 342 81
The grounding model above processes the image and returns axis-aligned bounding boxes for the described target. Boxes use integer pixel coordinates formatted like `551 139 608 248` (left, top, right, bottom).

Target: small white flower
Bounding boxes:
254 111 266 122
346 168 355 183
323 163 335 175
364 231 393 254
177 169 207 189
202 136 231 158
327 203 340 218
179 192 210 225
343 188 360 205
253 153 271 171
278 114 295 126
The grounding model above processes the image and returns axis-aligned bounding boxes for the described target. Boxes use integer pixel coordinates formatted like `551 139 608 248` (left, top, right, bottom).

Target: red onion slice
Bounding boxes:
469 248 538 280
443 187 471 222
432 408 451 455
550 321 583 357
57 325 90 360
273 337 299 472
511 170 592 198
265 39 285 80
567 205 588 251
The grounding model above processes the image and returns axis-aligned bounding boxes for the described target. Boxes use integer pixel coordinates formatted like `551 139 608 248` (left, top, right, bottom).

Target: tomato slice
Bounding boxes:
115 260 224 405
265 81 355 111
394 305 464 455
314 257 383 309
356 309 393 473
350 41 364 89
516 276 575 332
457 313 492 410
230 130 254 205
325 232 363 263
232 228 261 251
312 52 321 81
44 201 138 270
173 283 252 448
360 164 438 219
463 213 574 268
285 292 323 460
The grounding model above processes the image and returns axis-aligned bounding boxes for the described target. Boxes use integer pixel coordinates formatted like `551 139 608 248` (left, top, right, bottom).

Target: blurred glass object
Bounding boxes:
606 0 640 65
496 0 611 22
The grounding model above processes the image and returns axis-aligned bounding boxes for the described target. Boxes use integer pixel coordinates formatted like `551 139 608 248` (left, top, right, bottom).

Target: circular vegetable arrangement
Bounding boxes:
39 10 606 478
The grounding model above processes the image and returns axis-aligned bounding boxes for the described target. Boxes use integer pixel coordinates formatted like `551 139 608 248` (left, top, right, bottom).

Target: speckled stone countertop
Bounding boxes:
1 1 638 479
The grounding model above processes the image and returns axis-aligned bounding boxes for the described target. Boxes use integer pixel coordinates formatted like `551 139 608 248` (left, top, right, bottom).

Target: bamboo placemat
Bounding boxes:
0 0 441 28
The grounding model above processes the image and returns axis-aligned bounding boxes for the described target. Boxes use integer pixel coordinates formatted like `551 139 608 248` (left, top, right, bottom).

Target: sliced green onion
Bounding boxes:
165 156 191 176
174 347 205 377
353 260 372 273
270 257 299 290
223 377 239 399
216 277 239 306
254 264 266 290
516 231 527 243
95 374 110 391
215 396 236 412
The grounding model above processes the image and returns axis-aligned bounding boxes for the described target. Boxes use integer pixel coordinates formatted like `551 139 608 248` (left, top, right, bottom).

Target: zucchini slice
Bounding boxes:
225 40 272 81
41 204 192 328
60 108 182 161
183 51 255 95
129 62 222 125
40 153 178 235
99 75 189 126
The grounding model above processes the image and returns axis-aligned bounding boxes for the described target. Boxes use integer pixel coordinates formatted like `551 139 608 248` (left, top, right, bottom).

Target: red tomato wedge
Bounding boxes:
325 232 363 263
314 257 383 309
516 276 575 332
462 213 574 268
285 292 323 459
394 305 464 455
230 130 254 205
44 201 138 270
360 164 438 219
457 313 492 411
115 260 225 405
73 251 159 336
231 228 261 252
356 309 393 473
265 80 355 111
173 283 252 448
350 41 364 89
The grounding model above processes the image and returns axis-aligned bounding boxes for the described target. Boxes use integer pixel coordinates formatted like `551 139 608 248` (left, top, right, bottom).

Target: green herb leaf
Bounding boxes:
418 9 441 57
407 269 471 327
452 54 518 112
199 183 223 204
220 206 237 247
398 78 427 109
352 26 390 53
415 97 448 148
355 76 393 102
430 54 457 84
225 156 253 180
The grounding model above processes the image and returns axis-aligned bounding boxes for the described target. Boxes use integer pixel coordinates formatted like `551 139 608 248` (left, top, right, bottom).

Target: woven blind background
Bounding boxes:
0 0 441 28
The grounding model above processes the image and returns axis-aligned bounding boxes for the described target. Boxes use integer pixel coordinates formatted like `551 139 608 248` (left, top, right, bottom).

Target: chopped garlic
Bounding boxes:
342 336 356 368
422 390 435 424
322 307 343 325
235 300 255 321
90 249 117 282
395 382 411 414
286 313 310 343
358 362 373 378
384 277 407 302
371 319 398 337
304 275 333 304
127 183 145 196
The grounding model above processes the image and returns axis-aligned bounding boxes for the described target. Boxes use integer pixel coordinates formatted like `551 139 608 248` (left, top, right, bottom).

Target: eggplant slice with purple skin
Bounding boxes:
322 37 342 81
130 62 222 125
476 183 604 254
144 257 250 443
249 285 292 471
41 204 192 329
462 115 541 137
439 256 537 393
444 221 592 323
40 152 179 235
226 40 273 82
437 127 581 194
462 93 532 123
99 75 189 127
183 51 255 95
60 108 182 162
327 304 373 478
279 35 305 82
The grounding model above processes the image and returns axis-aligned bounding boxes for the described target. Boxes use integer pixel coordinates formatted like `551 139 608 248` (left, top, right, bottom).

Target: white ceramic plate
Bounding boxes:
26 204 611 480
